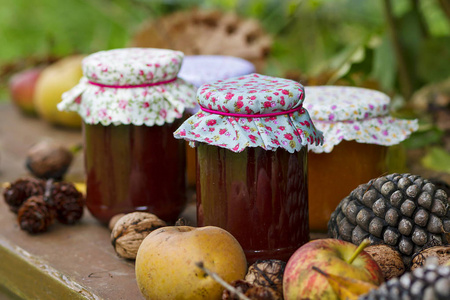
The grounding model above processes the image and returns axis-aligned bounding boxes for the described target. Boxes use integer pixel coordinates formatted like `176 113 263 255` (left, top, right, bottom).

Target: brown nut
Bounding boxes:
25 141 73 180
108 213 126 231
111 212 166 259
411 245 450 270
364 244 405 280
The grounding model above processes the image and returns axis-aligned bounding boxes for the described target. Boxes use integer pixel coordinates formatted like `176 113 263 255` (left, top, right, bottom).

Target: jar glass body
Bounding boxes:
308 140 387 232
196 144 309 264
83 120 186 224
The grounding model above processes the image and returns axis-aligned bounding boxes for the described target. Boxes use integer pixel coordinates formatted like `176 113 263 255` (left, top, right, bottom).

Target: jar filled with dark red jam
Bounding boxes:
174 73 323 263
58 48 197 225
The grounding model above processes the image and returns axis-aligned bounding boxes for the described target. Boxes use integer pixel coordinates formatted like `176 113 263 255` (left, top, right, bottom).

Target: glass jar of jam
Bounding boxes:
58 48 197 224
304 86 418 232
177 55 256 187
174 73 323 263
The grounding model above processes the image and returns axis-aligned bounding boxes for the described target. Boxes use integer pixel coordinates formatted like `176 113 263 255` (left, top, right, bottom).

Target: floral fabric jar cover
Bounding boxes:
174 73 323 152
304 86 418 153
58 48 197 125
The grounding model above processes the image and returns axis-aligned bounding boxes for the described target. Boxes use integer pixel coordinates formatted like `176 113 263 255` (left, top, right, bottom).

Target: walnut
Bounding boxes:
244 259 286 297
25 140 74 180
364 244 405 280
108 213 125 231
411 245 450 270
111 212 166 259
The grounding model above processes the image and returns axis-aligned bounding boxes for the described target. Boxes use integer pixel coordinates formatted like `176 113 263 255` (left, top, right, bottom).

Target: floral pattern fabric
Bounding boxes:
57 48 197 126
173 73 324 153
304 86 418 153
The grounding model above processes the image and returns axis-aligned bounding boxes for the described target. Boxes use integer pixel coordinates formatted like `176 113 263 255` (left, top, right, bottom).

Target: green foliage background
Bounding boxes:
0 0 449 172
1 0 449 96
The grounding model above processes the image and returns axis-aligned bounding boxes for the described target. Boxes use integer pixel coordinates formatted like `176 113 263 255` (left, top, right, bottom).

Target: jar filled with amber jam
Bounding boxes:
304 86 418 232
174 74 324 263
58 48 197 224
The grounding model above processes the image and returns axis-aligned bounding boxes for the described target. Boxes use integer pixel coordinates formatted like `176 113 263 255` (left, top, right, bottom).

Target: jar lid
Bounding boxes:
57 48 197 126
304 86 418 153
173 73 323 153
178 55 256 87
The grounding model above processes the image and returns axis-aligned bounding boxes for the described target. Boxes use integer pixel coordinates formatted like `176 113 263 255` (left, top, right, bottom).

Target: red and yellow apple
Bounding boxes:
283 239 384 300
135 225 247 300
34 55 84 128
9 67 43 116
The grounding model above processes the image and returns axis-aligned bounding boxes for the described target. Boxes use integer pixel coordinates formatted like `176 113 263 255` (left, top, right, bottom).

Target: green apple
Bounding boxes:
135 226 247 300
283 238 384 300
9 67 43 116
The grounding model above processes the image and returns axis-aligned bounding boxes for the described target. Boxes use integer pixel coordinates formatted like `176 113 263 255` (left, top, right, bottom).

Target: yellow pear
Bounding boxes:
34 55 84 128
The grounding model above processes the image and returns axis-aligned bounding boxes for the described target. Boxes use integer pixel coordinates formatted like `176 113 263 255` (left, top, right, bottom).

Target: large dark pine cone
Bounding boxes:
17 195 55 234
328 173 450 267
3 178 45 213
359 263 450 300
51 182 84 224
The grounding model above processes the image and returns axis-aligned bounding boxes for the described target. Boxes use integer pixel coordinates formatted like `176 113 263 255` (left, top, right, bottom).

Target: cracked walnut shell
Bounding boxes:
364 244 405 280
111 212 166 259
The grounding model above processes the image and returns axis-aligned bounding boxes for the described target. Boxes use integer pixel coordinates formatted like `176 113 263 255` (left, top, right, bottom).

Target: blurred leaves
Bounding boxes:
422 147 450 173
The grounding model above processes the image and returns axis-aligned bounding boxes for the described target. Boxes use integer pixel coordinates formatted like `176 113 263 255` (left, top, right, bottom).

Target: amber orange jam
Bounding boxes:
308 141 387 232
303 85 418 232
83 120 186 224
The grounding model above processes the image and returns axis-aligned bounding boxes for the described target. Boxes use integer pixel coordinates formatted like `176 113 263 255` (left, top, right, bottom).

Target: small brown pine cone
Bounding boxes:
17 195 56 234
51 182 84 224
245 260 286 296
3 178 45 213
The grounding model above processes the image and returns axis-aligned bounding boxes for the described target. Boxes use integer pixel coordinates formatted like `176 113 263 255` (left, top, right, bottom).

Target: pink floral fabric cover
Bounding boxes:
57 48 197 126
173 73 324 153
304 86 418 153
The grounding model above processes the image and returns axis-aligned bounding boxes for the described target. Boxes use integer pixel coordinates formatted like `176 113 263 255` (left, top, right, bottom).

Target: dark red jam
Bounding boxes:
83 120 186 225
196 143 308 264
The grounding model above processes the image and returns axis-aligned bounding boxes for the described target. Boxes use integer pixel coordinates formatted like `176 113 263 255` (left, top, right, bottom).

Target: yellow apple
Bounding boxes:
34 55 84 128
135 225 247 300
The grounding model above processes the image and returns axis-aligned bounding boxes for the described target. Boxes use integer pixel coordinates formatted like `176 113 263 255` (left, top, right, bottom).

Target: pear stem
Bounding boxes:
195 261 251 300
347 239 371 265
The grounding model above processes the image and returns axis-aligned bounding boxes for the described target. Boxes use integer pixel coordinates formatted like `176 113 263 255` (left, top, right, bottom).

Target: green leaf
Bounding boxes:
417 36 450 83
371 33 397 91
401 126 444 149
422 147 450 173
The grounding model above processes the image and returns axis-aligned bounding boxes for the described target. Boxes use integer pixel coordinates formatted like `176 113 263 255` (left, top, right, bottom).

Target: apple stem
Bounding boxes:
347 238 371 265
195 261 251 300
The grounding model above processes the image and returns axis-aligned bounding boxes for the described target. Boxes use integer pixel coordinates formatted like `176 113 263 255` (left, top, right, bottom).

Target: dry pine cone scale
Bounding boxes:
329 173 450 267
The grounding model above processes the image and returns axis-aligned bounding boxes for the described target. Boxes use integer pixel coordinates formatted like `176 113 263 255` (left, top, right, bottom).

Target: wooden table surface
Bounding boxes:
0 104 145 299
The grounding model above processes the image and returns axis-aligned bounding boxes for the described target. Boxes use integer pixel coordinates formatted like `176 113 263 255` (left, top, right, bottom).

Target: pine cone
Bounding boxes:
328 173 450 267
245 259 286 296
51 182 84 224
3 178 45 213
17 195 55 234
359 262 450 300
